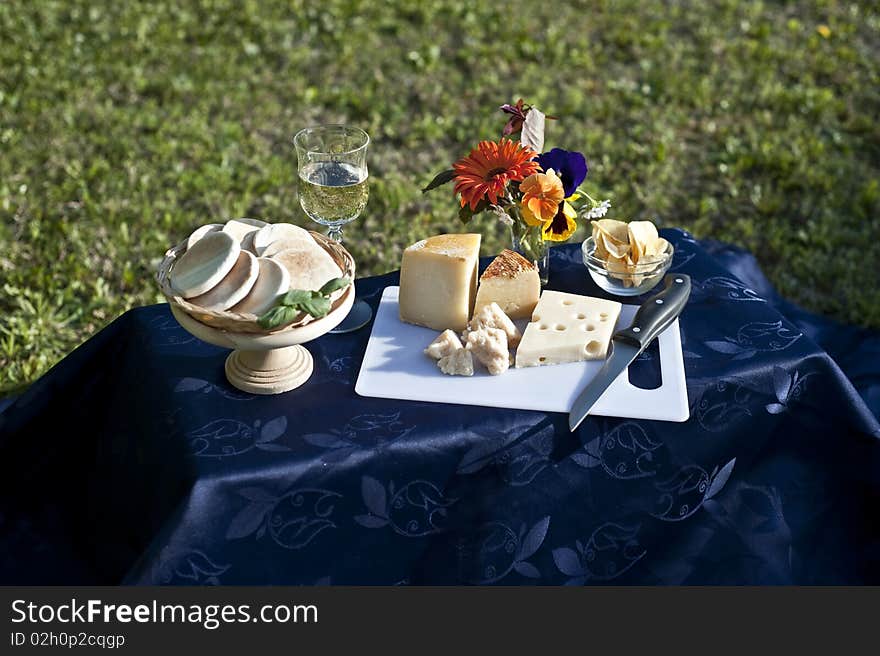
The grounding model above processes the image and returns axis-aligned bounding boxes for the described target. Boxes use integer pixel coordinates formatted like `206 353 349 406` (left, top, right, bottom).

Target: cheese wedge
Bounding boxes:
399 233 481 332
473 249 540 320
515 291 622 368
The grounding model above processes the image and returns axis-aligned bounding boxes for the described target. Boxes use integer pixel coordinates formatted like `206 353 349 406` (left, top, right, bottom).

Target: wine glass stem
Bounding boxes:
328 226 344 243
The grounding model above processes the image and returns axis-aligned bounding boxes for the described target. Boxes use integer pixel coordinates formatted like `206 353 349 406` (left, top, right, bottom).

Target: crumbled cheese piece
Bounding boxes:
437 347 474 376
469 302 521 348
424 329 464 360
466 326 510 376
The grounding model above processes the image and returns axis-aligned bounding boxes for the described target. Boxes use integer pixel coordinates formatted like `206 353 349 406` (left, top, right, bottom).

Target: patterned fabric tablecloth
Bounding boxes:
1 229 878 585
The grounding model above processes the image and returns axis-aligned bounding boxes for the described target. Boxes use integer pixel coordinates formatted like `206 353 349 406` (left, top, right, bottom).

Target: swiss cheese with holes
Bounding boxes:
515 291 622 368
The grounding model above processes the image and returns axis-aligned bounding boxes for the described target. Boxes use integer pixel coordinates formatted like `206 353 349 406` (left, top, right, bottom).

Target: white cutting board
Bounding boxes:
355 286 689 422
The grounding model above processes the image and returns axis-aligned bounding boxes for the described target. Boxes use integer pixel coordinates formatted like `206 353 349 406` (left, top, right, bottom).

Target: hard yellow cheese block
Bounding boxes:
473 249 540 320
399 233 481 332
515 291 622 368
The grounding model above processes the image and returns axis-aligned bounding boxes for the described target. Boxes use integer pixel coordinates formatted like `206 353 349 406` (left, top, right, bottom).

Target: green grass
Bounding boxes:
1 0 878 395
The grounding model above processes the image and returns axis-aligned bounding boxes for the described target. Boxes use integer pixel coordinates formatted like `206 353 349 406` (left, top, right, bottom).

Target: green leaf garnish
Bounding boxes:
282 289 312 305
256 276 351 330
319 276 351 295
300 295 331 319
257 305 300 330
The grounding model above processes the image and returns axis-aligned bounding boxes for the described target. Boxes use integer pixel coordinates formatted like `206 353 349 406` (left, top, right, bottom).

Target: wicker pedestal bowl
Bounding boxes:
157 231 356 395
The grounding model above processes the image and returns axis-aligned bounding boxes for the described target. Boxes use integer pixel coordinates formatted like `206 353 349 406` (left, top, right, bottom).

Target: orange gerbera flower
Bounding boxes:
453 139 540 211
520 170 565 224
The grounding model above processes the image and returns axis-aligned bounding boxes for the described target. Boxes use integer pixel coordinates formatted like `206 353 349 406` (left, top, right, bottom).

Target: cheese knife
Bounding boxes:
568 273 691 431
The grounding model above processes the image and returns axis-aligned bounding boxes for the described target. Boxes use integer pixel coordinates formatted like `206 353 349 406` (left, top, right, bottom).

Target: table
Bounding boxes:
1 229 878 585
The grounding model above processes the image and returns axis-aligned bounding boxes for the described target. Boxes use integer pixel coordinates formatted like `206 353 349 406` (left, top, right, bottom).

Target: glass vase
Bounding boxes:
510 219 550 286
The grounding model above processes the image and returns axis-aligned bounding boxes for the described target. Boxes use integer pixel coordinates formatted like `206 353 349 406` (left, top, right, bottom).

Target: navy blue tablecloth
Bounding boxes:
1 229 878 585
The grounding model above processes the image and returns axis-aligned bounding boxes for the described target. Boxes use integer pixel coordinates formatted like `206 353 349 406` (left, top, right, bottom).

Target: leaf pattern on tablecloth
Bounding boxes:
651 458 736 521
226 484 342 550
705 320 801 360
174 377 254 401
691 276 765 303
355 476 457 537
694 379 756 433
459 516 550 584
153 548 230 585
456 419 555 486
766 367 815 415
302 411 414 458
187 416 290 457
320 355 355 382
669 235 698 270
553 522 646 584
572 422 662 479
148 314 197 346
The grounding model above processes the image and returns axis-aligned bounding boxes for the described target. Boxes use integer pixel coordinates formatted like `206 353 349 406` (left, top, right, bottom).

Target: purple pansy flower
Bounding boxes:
536 148 588 197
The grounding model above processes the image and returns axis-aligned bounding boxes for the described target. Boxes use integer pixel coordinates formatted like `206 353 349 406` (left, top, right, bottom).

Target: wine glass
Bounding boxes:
294 125 372 333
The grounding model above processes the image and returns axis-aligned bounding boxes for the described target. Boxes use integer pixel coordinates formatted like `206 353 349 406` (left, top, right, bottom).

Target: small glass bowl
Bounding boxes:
582 236 674 296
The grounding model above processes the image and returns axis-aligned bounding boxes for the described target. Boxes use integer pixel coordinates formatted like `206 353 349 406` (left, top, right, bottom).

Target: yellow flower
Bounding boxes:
817 24 831 38
519 201 544 227
541 200 578 242
520 170 565 224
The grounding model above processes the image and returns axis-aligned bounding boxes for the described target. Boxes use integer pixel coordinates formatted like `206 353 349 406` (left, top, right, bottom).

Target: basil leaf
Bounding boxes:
257 305 300 330
319 277 350 295
300 295 331 319
282 289 312 306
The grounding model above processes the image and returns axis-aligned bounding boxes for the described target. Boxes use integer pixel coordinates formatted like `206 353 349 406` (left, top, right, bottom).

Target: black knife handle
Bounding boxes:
614 274 691 351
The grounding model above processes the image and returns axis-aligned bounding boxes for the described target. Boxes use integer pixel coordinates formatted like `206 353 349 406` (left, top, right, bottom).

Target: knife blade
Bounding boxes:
568 273 692 431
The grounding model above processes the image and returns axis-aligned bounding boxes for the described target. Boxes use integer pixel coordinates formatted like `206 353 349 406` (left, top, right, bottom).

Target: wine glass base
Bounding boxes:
329 298 372 333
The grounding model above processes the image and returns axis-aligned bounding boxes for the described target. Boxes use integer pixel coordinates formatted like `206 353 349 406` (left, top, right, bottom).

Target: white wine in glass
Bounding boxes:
298 161 369 232
294 125 372 332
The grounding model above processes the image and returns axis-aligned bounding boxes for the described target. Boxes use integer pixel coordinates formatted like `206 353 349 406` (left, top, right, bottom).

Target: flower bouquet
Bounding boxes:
423 99 610 284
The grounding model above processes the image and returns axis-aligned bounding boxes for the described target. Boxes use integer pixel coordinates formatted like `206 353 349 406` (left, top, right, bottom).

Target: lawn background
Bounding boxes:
1 0 878 396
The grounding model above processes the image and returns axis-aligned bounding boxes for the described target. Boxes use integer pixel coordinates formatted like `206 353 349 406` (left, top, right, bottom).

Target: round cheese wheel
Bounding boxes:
252 223 314 256
188 250 259 311
272 246 342 293
229 257 290 316
170 231 240 298
235 217 267 228
186 223 223 250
